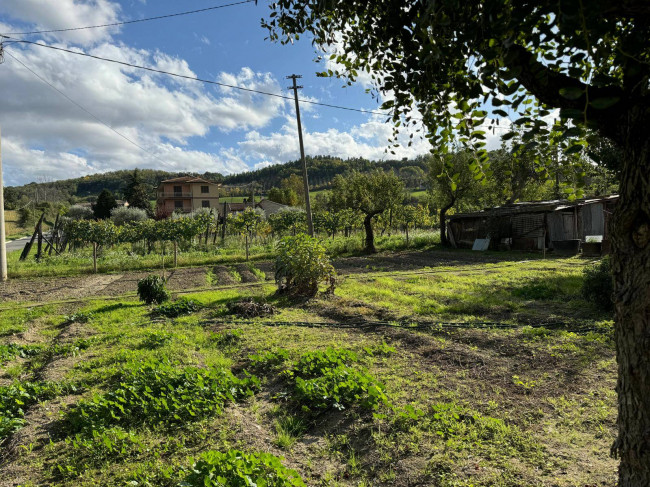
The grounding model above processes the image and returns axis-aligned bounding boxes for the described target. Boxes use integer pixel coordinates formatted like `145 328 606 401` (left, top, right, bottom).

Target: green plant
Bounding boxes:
273 415 305 449
582 257 613 311
154 297 201 317
137 275 170 305
0 380 76 441
64 361 259 434
210 329 243 349
284 348 389 413
0 344 42 364
275 234 336 296
139 330 174 349
179 449 305 487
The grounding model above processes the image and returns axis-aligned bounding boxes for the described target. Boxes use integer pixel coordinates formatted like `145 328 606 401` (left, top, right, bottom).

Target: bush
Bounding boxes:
180 450 305 487
110 206 149 226
154 297 200 317
66 205 94 221
582 257 613 311
275 234 336 296
137 275 170 305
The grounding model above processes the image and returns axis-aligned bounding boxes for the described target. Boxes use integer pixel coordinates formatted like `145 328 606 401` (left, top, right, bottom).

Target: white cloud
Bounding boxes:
0 0 122 46
0 35 287 185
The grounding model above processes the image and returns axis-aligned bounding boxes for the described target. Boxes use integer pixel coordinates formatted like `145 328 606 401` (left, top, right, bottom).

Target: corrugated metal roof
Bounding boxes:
448 195 618 220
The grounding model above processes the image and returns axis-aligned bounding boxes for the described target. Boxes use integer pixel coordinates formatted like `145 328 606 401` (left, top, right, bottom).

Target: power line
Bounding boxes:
0 0 255 36
4 49 171 168
0 37 392 117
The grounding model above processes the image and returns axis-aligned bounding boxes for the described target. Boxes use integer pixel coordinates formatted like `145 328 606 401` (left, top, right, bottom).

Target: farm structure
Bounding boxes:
446 195 618 253
156 176 221 214
219 199 289 218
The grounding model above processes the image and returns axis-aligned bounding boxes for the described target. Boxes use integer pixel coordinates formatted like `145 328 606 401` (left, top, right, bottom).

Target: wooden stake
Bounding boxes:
92 242 98 273
0 126 6 281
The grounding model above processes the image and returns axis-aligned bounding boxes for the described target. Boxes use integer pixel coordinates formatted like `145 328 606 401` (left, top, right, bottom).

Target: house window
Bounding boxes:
201 185 209 194
202 200 210 208
173 185 182 195
174 200 183 209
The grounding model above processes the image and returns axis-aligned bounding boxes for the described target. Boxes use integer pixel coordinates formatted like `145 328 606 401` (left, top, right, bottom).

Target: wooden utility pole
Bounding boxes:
0 126 7 281
287 74 314 237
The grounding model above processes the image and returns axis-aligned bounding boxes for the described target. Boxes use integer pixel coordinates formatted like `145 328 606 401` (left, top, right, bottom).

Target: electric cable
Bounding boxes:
4 49 171 168
0 36 393 117
1 0 255 36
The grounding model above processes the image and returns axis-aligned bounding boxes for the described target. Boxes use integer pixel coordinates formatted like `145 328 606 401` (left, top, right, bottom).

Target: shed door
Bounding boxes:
562 213 575 239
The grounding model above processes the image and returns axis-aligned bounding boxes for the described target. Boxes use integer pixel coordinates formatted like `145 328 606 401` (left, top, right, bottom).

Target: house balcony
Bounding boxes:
158 192 192 198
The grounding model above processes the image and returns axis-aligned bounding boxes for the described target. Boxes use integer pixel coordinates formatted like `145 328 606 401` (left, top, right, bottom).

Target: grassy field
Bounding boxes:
4 230 440 279
3 210 31 240
0 255 616 486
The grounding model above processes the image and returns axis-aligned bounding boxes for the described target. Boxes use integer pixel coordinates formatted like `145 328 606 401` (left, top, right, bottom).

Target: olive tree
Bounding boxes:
263 2 650 482
331 170 403 253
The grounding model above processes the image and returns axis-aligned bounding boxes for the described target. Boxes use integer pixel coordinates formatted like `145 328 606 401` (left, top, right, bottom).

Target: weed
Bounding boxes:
64 361 259 434
583 257 613 311
0 380 77 441
0 343 42 364
139 330 174 349
209 329 243 350
248 264 267 281
273 414 306 449
154 297 201 318
249 349 290 372
230 269 243 282
179 449 305 487
62 312 94 325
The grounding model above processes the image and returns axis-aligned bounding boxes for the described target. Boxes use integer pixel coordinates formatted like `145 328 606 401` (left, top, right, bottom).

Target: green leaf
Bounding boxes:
589 97 620 110
559 86 584 100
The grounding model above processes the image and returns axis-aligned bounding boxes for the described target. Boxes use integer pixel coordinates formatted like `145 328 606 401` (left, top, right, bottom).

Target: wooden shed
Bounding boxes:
447 195 618 252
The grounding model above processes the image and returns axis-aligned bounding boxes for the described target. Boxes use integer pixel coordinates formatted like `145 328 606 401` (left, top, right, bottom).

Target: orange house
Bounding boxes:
156 176 220 216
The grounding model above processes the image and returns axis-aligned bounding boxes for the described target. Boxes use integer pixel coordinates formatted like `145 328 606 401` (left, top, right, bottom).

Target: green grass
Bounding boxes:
5 230 441 279
0 257 616 486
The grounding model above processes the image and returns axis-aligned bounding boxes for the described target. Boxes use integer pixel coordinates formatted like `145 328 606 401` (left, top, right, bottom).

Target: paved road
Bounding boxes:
5 237 30 253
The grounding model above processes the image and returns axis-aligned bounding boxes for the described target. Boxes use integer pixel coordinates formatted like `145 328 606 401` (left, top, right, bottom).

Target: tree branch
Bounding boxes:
504 44 626 125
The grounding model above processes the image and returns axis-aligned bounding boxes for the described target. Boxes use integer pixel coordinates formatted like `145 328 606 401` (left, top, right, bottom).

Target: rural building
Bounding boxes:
446 195 618 253
217 199 289 218
156 176 220 215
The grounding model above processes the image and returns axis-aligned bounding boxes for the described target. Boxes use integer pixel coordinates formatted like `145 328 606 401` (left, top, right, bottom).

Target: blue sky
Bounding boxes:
0 0 501 186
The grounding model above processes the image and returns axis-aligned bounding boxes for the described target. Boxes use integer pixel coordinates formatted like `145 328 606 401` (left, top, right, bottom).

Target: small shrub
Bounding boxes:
110 206 148 226
275 234 336 296
137 275 170 305
155 297 201 317
180 450 305 487
65 361 259 435
582 257 613 311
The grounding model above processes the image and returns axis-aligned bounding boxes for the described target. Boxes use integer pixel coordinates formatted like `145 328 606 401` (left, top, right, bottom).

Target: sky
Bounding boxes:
0 0 505 187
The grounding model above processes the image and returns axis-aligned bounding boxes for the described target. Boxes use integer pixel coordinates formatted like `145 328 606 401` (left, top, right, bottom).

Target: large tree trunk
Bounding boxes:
611 130 650 486
439 200 454 246
363 213 376 253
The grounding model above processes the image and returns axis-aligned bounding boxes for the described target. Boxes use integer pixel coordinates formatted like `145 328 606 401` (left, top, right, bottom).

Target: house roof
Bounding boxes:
160 176 220 185
447 195 618 220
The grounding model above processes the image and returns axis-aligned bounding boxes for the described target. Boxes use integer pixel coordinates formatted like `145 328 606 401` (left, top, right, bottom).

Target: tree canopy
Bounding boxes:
263 2 650 484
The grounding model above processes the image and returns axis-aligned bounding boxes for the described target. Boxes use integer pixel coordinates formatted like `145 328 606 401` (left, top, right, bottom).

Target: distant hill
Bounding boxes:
3 155 429 209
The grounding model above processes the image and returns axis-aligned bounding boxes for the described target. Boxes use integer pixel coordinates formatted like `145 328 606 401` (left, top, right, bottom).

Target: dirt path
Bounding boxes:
0 249 548 305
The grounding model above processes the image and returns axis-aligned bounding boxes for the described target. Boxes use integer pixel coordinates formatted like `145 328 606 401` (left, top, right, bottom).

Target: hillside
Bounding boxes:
3 156 428 209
